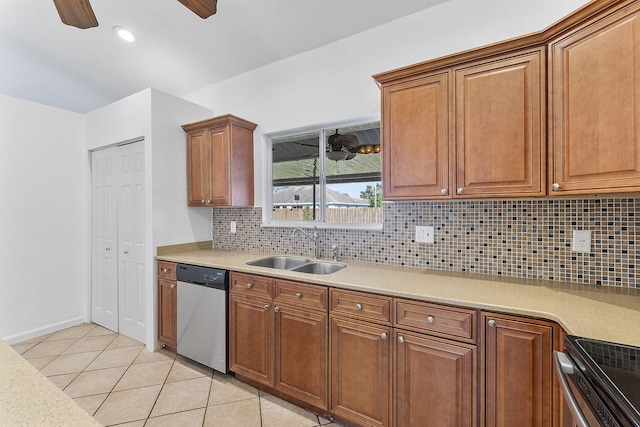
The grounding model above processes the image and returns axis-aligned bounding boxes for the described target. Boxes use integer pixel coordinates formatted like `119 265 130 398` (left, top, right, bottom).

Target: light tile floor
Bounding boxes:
12 323 342 427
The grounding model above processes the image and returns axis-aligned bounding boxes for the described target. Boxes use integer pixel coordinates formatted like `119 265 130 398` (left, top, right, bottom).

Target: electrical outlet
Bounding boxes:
416 226 435 243
572 230 591 253
230 221 236 234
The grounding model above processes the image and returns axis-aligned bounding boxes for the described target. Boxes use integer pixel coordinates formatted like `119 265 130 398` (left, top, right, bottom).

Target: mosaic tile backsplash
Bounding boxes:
212 198 640 288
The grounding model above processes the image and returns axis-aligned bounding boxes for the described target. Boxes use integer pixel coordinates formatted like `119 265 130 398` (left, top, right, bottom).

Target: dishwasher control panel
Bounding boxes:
176 263 229 289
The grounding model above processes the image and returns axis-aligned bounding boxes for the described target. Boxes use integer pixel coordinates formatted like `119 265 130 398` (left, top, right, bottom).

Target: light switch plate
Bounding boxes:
572 230 591 253
416 226 435 243
230 221 236 234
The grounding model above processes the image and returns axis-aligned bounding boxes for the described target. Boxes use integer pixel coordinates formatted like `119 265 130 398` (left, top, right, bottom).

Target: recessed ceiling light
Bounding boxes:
113 26 137 43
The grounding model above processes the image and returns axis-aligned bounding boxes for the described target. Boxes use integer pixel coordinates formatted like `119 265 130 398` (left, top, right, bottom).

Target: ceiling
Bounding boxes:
0 0 450 114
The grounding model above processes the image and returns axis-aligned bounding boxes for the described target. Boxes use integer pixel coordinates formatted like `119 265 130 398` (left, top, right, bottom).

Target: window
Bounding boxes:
264 119 382 228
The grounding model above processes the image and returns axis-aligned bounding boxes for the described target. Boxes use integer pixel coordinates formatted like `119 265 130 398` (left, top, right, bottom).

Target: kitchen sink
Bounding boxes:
247 256 310 270
290 261 346 275
246 256 346 275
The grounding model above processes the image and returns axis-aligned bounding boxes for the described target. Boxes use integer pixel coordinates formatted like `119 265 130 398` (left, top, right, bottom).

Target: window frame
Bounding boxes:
261 115 383 230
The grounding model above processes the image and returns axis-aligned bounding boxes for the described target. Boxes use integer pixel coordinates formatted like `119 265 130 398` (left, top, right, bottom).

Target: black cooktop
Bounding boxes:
568 335 640 425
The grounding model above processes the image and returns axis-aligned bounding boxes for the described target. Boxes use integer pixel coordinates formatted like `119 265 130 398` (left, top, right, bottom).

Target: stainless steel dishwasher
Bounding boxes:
176 263 228 373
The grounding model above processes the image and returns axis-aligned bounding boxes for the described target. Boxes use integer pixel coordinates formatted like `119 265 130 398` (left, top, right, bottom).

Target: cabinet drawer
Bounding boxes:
157 261 177 280
231 272 273 299
395 298 476 343
330 288 392 325
275 280 327 311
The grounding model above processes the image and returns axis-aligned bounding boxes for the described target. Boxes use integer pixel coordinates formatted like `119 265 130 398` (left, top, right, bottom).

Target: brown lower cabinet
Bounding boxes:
157 261 177 352
228 272 329 411
395 330 477 427
330 315 392 427
481 312 558 427
226 273 561 427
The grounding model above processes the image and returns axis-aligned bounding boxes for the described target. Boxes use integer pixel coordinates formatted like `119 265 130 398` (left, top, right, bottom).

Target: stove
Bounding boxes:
559 335 640 426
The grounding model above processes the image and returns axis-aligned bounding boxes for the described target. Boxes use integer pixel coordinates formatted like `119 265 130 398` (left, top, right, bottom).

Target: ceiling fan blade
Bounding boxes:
53 0 98 29
178 0 218 19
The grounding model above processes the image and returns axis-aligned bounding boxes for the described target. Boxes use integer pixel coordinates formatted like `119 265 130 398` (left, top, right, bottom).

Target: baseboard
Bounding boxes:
2 316 88 345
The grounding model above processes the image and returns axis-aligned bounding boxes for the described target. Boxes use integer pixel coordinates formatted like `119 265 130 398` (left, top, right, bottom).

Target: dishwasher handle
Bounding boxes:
553 351 589 427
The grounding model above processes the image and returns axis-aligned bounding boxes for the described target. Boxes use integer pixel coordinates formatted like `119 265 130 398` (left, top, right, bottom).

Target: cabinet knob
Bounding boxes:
201 199 205 203
355 303 363 310
170 284 175 289
381 332 388 340
427 315 435 324
398 336 405 343
124 251 129 254
247 283 253 289
440 188 448 195
274 306 280 313
161 268 168 273
206 200 211 204
488 319 497 327
264 304 270 310
552 183 561 191
295 293 302 299
457 187 464 194
105 247 111 251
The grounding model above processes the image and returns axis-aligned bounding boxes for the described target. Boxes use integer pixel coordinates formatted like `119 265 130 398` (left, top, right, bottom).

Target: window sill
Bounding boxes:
261 220 383 231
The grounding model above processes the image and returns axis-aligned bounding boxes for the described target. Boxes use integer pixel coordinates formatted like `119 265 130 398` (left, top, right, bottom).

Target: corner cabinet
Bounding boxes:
157 261 177 352
182 114 257 206
374 47 545 200
549 1 640 195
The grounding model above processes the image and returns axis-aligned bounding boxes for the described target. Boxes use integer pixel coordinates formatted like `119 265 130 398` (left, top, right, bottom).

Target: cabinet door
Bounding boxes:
549 4 640 194
186 129 210 205
454 49 544 197
229 293 274 387
381 72 451 200
330 316 391 427
158 278 177 351
207 125 231 205
274 305 328 410
395 331 477 427
482 313 555 427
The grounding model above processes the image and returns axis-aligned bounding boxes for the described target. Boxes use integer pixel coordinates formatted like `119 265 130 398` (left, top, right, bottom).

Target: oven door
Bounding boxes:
554 351 602 427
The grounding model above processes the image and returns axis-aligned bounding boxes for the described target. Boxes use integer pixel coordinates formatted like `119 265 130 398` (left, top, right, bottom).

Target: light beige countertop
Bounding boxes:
157 247 640 347
0 338 102 426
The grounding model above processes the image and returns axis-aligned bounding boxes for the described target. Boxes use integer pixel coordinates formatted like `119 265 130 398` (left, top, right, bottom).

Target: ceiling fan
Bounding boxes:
52 0 218 29
294 130 380 162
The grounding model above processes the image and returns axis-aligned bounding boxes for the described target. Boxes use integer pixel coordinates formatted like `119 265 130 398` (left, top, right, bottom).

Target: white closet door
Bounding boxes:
91 147 119 332
117 141 146 342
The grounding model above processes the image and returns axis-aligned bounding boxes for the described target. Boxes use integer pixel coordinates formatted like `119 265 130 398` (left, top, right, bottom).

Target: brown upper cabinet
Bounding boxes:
182 114 257 206
375 0 640 200
375 46 545 200
549 1 640 195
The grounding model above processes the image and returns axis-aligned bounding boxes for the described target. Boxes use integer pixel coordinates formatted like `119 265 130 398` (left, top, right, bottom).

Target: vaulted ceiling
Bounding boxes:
0 0 449 113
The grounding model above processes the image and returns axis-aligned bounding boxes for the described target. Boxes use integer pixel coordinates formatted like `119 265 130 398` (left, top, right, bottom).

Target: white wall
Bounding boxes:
86 88 211 349
181 0 590 206
0 93 88 342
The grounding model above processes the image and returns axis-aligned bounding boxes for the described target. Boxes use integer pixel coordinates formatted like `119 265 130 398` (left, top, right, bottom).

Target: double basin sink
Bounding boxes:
247 256 346 275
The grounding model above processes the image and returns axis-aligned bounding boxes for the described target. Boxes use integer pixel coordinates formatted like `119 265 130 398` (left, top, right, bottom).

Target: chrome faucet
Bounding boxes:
331 245 338 262
292 226 320 259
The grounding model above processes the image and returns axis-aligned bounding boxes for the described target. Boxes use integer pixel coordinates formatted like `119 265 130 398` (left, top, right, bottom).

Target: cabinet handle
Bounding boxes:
440 188 448 195
206 200 211 204
295 293 302 299
457 187 464 194
381 332 388 340
105 248 111 251
201 199 205 203
398 336 405 343
170 284 175 289
552 183 561 191
355 303 363 310
488 319 497 327
247 283 253 289
161 268 168 273
274 306 280 312
264 304 270 310
427 315 435 324
123 251 129 254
